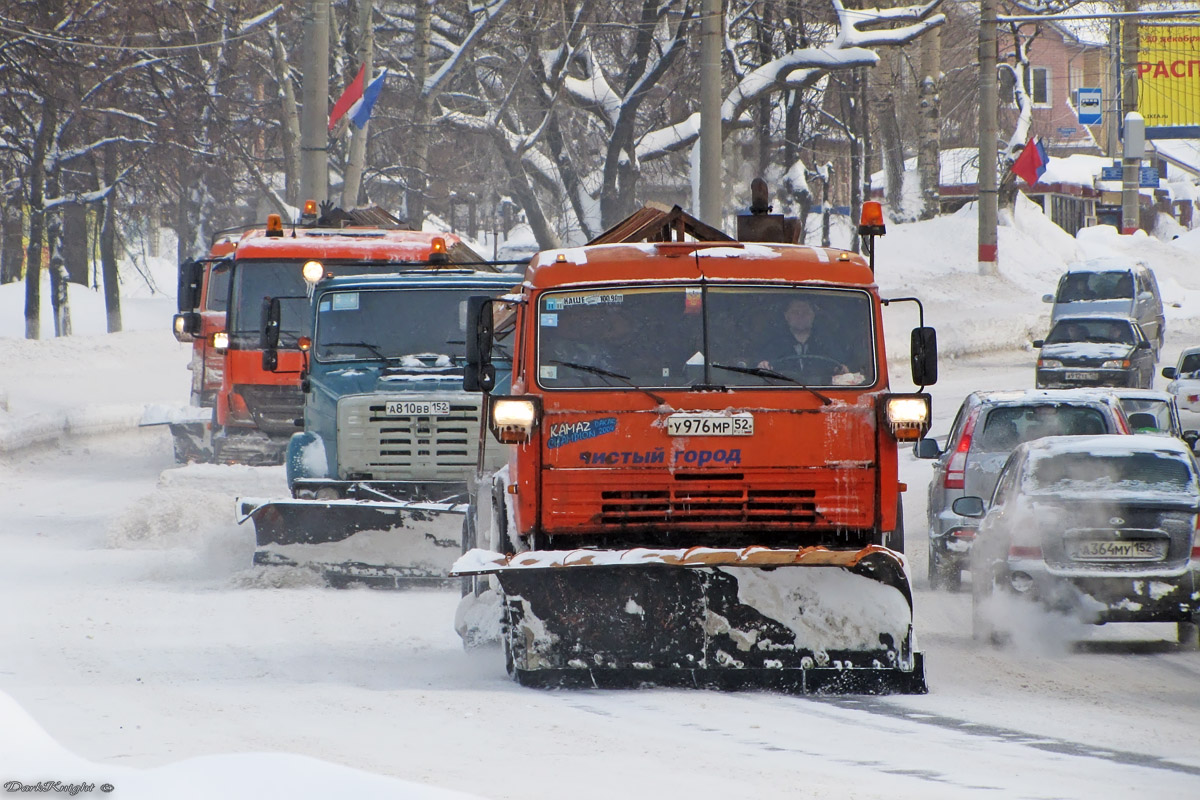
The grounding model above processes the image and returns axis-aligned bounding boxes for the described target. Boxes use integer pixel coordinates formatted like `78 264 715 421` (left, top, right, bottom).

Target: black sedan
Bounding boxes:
953 434 1200 646
1033 316 1156 389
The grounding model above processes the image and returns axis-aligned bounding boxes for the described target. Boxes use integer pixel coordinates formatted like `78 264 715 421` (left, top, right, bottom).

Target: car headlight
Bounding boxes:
1101 359 1130 369
212 331 229 351
490 397 540 444
1038 359 1062 369
885 393 931 441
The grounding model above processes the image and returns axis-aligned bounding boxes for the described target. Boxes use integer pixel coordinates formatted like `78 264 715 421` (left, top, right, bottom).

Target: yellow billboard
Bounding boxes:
1135 24 1200 127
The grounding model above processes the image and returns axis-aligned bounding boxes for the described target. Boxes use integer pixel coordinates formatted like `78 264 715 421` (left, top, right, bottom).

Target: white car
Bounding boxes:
1162 346 1200 414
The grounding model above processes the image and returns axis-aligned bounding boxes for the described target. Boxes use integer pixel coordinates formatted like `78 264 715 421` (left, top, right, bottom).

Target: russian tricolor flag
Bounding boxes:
328 66 388 131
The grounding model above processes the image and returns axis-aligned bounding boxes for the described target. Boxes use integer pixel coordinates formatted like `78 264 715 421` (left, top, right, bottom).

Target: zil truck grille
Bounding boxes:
237 384 304 434
338 396 482 481
598 487 819 525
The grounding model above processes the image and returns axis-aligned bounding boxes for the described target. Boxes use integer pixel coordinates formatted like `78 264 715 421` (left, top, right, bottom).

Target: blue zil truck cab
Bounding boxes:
287 269 517 497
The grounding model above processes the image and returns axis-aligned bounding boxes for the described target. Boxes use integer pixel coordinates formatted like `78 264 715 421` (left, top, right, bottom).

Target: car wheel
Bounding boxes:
1177 621 1199 650
927 544 943 590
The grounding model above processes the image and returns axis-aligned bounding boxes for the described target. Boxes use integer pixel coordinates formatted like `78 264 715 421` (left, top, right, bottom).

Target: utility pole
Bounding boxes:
698 0 722 227
342 0 374 208
1120 0 1140 234
300 0 330 206
978 0 999 275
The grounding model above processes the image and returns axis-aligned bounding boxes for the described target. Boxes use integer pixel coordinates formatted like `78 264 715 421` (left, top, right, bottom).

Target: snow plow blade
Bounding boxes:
237 497 466 589
452 545 926 695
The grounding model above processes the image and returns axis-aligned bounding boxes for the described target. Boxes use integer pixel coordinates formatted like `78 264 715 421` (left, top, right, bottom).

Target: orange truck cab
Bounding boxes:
479 241 935 551
458 202 938 693
212 215 477 465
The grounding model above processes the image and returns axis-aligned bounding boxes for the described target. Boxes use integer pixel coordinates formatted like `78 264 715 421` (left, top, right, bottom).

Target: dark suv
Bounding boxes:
916 390 1129 590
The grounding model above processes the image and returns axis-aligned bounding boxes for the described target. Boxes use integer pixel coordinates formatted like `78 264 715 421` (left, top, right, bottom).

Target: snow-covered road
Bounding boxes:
3 347 1199 800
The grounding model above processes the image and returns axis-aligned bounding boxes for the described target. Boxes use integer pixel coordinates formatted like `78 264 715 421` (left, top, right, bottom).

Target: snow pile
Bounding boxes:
0 691 486 800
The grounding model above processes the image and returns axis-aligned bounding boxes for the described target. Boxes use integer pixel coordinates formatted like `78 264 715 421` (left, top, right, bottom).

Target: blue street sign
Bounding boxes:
1077 88 1103 125
1100 167 1122 180
1140 167 1159 187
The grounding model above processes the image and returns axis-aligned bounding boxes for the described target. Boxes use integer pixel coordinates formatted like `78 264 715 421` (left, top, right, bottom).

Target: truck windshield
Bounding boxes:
225 260 401 348
536 285 876 389
315 287 504 365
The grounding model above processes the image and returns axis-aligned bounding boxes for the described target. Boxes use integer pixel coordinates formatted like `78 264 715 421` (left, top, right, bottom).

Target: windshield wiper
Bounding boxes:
550 359 666 406
322 341 391 361
710 362 831 405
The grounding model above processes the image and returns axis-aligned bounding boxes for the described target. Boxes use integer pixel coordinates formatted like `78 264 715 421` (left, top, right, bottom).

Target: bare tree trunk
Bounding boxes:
25 98 56 340
271 22 302 207
877 89 904 216
406 0 432 228
47 167 72 337
848 67 867 253
1 177 23 284
342 0 375 208
917 25 941 220
63 202 89 284
101 141 122 333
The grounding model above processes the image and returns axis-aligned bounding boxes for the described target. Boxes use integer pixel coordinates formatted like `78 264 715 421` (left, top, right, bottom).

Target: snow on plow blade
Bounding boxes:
453 545 926 695
238 497 466 589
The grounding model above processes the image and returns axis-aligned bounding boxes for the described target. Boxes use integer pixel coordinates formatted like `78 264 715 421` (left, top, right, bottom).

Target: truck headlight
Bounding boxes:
212 331 229 351
491 397 540 444
302 260 325 284
1101 359 1129 369
1038 359 1062 368
885 393 931 441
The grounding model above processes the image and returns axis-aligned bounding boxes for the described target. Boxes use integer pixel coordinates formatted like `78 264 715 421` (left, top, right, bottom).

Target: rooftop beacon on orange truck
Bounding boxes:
455 196 938 693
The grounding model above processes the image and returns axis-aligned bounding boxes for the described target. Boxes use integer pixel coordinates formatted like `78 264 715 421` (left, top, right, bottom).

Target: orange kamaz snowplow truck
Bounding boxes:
212 206 481 464
455 200 937 694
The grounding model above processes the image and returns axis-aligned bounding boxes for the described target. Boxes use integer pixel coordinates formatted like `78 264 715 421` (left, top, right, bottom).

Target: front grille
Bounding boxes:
237 384 304 434
338 394 488 481
599 487 819 525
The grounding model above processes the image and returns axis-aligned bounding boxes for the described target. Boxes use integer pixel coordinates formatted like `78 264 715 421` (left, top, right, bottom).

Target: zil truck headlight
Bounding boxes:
885 393 931 441
212 331 229 351
490 397 540 444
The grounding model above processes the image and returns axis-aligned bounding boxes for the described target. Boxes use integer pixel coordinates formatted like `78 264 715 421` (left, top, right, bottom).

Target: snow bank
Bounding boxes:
0 690 487 800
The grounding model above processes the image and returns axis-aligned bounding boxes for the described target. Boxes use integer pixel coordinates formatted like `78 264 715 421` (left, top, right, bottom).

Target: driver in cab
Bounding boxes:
757 297 862 385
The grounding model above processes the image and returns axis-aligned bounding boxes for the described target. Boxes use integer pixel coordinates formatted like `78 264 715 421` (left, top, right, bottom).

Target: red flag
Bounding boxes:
328 64 366 131
1011 136 1045 186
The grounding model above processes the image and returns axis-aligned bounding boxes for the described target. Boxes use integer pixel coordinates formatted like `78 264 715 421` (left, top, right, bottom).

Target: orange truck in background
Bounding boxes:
457 201 938 694
162 236 238 462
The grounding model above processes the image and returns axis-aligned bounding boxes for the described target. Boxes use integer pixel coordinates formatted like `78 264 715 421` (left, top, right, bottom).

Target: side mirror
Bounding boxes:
1162 366 1177 379
1136 340 1151 350
952 496 987 518
261 297 281 372
1032 339 1045 349
177 259 203 313
1182 430 1198 446
913 438 941 459
464 295 496 393
1042 294 1054 303
910 327 938 387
